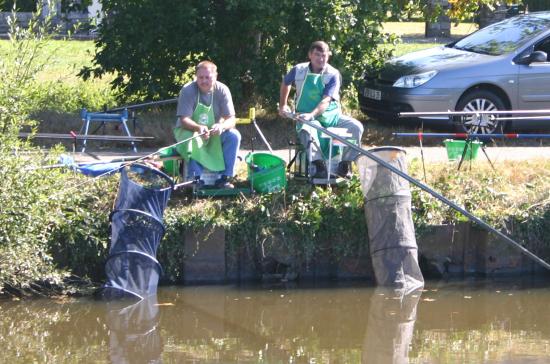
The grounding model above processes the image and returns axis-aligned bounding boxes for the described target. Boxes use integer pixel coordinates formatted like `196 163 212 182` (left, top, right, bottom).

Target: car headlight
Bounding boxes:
393 70 438 88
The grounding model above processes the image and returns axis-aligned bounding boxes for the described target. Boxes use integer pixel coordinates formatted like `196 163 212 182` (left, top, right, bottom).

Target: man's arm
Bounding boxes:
299 96 332 121
279 82 292 116
211 83 236 136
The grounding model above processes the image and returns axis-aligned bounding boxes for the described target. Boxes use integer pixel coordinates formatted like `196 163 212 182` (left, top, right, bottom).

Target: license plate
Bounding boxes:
364 87 381 101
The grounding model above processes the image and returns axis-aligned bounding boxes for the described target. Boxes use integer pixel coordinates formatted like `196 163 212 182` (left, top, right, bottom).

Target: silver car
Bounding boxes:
359 11 550 134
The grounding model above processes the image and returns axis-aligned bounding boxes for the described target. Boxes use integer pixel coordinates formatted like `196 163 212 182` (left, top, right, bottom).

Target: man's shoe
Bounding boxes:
312 160 328 179
336 161 352 179
214 175 235 189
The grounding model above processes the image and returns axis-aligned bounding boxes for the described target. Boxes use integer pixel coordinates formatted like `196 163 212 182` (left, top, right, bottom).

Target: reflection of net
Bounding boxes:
100 164 173 300
107 296 162 363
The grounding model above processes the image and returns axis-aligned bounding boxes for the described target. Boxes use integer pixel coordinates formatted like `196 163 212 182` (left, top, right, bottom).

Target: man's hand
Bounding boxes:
198 125 210 140
298 112 314 121
210 123 224 136
278 104 292 117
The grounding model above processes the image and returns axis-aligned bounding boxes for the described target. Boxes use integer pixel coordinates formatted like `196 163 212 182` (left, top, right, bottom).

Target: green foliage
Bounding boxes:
0 5 53 140
33 80 116 112
0 4 117 297
83 0 397 109
0 0 36 12
0 143 116 295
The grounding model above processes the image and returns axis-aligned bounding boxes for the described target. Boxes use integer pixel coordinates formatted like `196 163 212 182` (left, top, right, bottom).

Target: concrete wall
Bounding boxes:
174 223 546 285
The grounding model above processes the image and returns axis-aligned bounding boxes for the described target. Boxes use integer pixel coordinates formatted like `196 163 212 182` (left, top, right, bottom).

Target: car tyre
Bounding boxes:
455 90 506 134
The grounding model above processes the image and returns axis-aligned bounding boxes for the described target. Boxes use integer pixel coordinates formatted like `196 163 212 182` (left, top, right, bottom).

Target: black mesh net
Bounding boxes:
114 165 173 219
97 164 173 300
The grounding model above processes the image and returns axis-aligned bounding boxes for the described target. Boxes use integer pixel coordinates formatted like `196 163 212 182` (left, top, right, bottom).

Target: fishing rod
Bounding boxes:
284 112 550 271
107 98 177 112
393 132 550 139
47 128 213 199
400 109 550 117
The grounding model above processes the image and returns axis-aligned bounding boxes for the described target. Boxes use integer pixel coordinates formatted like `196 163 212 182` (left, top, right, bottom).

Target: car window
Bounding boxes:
535 37 550 59
453 14 550 56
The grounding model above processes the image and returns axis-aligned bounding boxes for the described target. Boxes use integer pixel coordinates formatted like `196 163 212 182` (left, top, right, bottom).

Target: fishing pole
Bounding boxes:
47 128 213 199
400 109 550 116
284 112 550 271
106 98 178 112
393 132 550 139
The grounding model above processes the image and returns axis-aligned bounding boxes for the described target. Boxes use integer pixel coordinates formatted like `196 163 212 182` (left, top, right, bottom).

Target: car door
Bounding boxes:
517 36 550 110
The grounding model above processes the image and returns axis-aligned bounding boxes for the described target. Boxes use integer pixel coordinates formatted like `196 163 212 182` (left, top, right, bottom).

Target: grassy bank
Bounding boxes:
3 152 550 299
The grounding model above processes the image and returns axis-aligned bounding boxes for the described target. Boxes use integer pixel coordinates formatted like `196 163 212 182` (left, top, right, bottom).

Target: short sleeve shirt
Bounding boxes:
283 63 341 101
176 81 235 123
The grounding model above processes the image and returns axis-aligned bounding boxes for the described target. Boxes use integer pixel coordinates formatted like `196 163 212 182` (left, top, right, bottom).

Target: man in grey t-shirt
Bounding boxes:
174 61 241 189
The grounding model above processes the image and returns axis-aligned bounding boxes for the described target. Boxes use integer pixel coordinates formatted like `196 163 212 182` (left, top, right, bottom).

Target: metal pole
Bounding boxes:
393 133 550 139
286 114 550 271
249 108 273 153
107 98 178 112
400 109 550 116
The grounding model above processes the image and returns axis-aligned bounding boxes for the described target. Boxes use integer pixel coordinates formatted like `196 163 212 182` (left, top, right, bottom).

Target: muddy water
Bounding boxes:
1 278 550 363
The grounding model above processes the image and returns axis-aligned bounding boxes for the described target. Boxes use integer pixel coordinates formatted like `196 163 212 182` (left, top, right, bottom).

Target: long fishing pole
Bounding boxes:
48 129 212 199
393 132 550 139
285 113 550 271
400 109 550 116
107 98 178 112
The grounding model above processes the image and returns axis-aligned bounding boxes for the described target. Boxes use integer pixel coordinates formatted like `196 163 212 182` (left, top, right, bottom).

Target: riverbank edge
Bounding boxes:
2 220 548 301
172 221 549 286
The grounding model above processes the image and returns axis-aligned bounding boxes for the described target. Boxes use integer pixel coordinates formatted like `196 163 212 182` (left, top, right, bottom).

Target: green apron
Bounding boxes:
296 70 341 159
173 92 225 172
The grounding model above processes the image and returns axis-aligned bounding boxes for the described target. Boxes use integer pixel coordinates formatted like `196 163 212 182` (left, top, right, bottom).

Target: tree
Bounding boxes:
81 0 399 110
446 0 518 23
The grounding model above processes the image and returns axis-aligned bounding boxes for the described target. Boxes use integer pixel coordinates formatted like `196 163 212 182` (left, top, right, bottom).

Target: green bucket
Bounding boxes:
443 139 482 161
245 152 287 193
159 147 179 176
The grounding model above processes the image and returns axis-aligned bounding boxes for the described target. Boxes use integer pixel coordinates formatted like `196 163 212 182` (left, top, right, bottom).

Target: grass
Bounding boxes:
382 21 478 37
0 39 110 84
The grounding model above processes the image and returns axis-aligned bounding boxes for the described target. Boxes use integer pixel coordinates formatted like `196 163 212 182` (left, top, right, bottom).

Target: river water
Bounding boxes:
1 277 550 363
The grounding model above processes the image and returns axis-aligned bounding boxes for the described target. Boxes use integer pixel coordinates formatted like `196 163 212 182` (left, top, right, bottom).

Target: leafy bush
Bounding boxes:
33 80 116 113
82 0 398 109
0 4 118 297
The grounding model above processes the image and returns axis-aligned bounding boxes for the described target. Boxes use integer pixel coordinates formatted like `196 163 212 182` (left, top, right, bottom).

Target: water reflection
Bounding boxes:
2 279 550 362
106 296 162 364
363 287 422 364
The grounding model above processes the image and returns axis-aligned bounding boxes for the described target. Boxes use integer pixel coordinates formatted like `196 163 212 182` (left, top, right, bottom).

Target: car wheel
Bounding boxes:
455 90 506 134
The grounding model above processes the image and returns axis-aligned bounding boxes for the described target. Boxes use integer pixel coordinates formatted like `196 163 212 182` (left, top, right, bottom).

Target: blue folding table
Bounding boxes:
80 108 137 152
